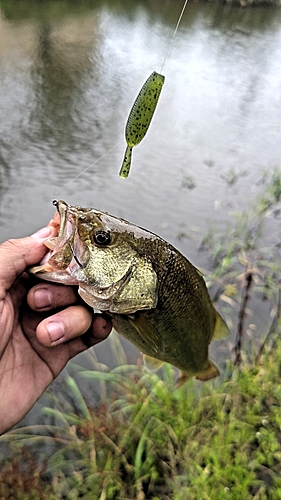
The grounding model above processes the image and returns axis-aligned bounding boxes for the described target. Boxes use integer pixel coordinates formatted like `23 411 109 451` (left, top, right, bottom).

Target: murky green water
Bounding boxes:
1 0 281 426
1 1 281 266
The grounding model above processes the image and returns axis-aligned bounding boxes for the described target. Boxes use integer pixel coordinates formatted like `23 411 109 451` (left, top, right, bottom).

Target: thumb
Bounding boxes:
0 227 52 293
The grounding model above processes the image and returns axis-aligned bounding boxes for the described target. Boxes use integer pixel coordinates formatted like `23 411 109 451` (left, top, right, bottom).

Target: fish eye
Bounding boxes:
93 229 111 246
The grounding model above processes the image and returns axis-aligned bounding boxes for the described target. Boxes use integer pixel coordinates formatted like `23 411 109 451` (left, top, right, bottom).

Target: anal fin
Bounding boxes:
143 354 164 371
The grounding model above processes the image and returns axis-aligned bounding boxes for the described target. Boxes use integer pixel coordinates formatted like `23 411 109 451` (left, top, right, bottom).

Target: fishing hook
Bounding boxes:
52 199 59 211
68 241 83 268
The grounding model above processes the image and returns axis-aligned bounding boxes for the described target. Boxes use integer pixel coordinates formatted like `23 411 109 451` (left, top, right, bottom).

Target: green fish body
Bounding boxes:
30 201 228 386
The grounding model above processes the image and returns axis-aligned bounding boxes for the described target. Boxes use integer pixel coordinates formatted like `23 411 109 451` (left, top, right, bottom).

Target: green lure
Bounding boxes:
119 71 165 179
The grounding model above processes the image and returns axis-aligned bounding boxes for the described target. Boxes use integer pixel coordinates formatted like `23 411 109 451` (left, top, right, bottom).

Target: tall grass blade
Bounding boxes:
109 329 129 366
65 374 91 421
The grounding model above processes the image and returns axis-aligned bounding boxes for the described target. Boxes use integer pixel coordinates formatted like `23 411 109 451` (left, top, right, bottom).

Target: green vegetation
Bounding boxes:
1 169 281 499
2 347 281 499
0 0 279 21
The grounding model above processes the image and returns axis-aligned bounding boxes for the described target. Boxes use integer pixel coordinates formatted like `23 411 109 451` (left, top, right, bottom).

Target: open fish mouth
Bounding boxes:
29 200 158 314
30 200 88 285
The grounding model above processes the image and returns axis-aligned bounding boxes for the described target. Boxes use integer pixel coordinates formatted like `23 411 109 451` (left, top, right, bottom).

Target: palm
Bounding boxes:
0 279 66 430
0 274 93 432
0 235 111 434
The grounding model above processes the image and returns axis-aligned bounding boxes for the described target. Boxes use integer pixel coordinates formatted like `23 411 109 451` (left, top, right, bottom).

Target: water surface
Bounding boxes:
1 2 281 262
1 1 281 380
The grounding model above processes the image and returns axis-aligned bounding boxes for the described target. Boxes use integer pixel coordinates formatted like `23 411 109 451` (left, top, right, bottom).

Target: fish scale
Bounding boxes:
30 200 229 387
112 236 214 374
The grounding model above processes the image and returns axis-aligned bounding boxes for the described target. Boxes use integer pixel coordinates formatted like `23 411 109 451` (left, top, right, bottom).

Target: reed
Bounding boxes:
1 169 281 499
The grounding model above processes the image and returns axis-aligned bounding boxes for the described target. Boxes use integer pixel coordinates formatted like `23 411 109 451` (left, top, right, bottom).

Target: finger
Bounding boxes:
0 226 57 293
30 226 57 239
80 314 112 348
92 314 112 340
36 305 92 347
67 314 112 361
27 283 78 311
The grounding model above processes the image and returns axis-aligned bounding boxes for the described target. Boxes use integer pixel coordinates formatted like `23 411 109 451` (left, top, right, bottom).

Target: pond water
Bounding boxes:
1 2 281 259
0 1 281 386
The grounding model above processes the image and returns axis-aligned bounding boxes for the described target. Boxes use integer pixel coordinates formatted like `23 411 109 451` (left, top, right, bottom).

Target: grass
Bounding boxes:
2 349 281 499
1 169 281 499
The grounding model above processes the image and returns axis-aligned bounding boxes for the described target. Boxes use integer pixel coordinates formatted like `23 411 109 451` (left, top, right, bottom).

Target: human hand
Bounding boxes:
0 226 112 435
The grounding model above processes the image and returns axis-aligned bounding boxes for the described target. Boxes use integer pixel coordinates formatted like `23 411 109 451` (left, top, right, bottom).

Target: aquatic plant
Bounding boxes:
1 169 281 499
2 337 281 498
201 168 281 367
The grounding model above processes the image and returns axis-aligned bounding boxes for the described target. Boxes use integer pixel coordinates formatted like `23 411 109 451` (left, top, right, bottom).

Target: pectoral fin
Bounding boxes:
212 311 229 340
112 257 157 314
128 315 164 355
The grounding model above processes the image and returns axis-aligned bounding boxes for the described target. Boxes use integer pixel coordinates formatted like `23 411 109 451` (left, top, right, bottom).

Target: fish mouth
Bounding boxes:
30 199 158 313
29 200 88 285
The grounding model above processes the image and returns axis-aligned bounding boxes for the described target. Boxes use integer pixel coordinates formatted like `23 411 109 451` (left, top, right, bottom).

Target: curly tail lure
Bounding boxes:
119 0 189 179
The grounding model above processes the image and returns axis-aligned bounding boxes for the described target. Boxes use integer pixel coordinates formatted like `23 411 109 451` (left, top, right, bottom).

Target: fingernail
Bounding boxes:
34 288 52 309
47 322 65 344
31 227 51 239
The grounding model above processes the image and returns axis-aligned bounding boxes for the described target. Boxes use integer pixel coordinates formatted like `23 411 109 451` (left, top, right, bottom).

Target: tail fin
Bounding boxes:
176 359 220 388
119 145 133 178
195 359 220 381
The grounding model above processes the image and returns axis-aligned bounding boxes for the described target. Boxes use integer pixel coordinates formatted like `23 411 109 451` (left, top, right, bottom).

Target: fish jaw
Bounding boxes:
30 263 81 286
29 200 158 314
29 200 88 285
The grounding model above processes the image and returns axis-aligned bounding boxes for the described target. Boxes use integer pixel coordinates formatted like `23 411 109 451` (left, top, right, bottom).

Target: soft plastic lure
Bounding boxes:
54 0 188 194
119 71 165 179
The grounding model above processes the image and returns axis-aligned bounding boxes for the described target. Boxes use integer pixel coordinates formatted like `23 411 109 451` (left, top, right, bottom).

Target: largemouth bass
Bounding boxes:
30 200 228 386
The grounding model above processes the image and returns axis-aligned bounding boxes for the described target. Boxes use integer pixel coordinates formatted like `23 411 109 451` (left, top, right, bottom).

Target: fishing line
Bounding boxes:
53 139 123 197
119 0 189 179
54 0 189 193
160 0 189 74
